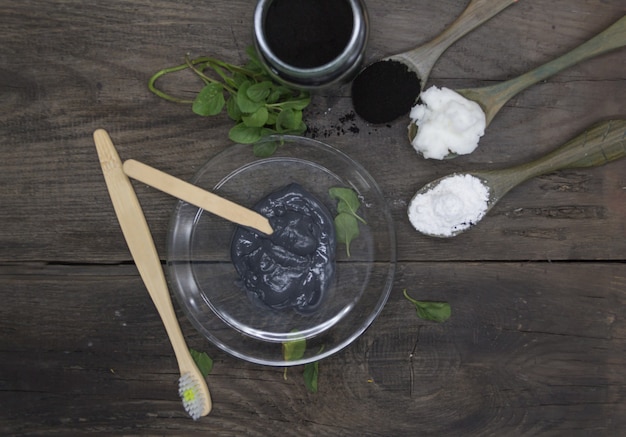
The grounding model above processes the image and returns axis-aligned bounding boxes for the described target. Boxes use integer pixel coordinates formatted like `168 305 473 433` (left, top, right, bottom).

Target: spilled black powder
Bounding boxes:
351 59 422 124
307 111 361 138
264 0 354 69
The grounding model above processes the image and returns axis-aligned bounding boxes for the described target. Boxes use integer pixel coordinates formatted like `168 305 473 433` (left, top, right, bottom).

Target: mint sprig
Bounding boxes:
148 47 310 156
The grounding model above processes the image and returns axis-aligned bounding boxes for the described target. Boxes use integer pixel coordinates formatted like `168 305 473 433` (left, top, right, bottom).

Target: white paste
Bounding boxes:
409 86 486 160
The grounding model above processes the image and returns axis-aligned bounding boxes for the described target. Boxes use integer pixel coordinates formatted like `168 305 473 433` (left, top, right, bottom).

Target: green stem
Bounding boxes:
147 63 194 104
185 56 237 96
183 54 236 95
402 289 419 305
147 55 248 103
207 57 268 81
147 56 219 104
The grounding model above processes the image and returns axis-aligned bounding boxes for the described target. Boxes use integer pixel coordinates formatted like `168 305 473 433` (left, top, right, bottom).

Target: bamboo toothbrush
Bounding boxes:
93 128 212 419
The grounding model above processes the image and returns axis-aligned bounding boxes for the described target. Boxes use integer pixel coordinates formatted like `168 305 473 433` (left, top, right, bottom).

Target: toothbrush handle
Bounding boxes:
516 119 626 179
93 129 194 372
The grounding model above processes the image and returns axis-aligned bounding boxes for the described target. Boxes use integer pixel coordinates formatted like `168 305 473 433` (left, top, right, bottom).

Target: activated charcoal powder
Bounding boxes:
351 59 422 124
264 0 354 68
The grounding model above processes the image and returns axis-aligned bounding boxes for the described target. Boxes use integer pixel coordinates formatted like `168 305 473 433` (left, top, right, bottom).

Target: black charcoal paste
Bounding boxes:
264 0 353 68
351 59 422 124
231 183 336 313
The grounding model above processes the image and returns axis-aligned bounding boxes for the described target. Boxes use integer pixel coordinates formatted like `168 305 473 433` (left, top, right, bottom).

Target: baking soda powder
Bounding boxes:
408 173 490 237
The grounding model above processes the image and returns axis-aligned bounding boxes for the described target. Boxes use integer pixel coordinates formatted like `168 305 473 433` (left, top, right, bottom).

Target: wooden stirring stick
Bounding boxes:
122 159 273 235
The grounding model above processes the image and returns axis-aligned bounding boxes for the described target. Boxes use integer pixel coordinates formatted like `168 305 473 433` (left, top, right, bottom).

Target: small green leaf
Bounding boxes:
287 120 308 135
242 106 269 127
260 127 278 137
226 96 242 121
266 111 278 126
329 187 366 224
253 140 279 157
189 348 213 378
282 337 306 362
334 213 359 257
282 334 306 380
236 81 263 113
192 83 225 116
229 123 263 144
280 95 311 110
247 81 273 102
329 187 365 257
303 361 319 393
276 108 302 131
266 89 282 104
403 289 451 323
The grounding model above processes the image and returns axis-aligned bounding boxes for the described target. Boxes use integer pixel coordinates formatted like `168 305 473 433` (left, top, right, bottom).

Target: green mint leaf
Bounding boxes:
236 81 263 113
303 361 319 393
189 348 213 378
275 86 294 96
266 111 278 126
266 89 282 104
229 123 263 144
192 83 225 116
282 337 306 362
246 81 273 102
260 127 278 137
334 213 359 257
276 108 302 131
280 96 311 111
329 187 366 224
290 120 308 135
226 96 242 121
403 289 451 323
253 140 279 157
242 106 269 127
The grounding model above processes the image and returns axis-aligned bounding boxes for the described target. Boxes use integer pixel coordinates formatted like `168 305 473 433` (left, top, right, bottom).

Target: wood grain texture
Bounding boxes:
1 0 625 434
1 262 625 435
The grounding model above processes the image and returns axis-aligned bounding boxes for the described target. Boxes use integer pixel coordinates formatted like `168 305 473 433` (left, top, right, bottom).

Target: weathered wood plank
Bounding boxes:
1 262 624 435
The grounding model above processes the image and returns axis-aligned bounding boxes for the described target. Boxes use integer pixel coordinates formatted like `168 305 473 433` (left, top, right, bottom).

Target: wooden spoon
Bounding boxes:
352 0 518 124
409 15 626 141
122 159 273 235
409 119 626 238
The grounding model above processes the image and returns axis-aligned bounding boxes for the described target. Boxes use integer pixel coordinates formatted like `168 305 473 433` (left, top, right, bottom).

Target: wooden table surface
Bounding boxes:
2 0 625 435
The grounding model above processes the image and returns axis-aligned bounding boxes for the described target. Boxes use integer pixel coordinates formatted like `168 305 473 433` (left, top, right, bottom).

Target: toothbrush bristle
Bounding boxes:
178 373 206 420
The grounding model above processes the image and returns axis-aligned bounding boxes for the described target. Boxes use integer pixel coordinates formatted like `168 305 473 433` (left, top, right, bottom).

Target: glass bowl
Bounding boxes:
167 135 396 366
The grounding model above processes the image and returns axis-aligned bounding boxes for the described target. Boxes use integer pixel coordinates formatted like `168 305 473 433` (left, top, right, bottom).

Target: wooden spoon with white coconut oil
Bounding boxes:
409 119 626 238
408 15 626 142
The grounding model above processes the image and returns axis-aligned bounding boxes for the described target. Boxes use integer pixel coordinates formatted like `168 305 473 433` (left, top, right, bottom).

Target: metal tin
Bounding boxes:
253 0 369 91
